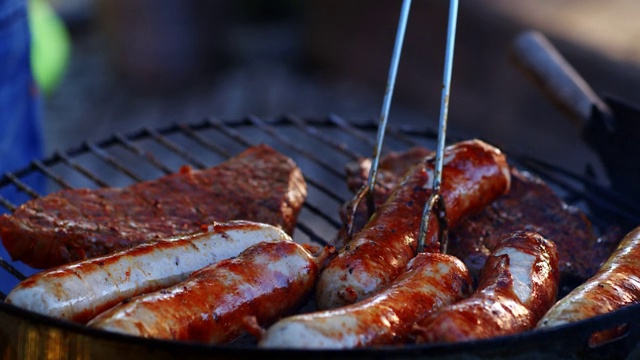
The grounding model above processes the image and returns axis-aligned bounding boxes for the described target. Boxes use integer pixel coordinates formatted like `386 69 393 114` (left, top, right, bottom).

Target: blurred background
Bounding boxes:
32 0 640 181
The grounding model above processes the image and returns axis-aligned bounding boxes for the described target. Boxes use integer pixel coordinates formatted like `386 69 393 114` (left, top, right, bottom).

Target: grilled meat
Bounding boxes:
537 226 640 346
336 146 432 248
341 147 618 288
449 169 618 288
344 146 432 202
317 140 510 310
413 231 559 343
260 252 472 349
0 144 307 269
89 241 331 343
5 221 291 323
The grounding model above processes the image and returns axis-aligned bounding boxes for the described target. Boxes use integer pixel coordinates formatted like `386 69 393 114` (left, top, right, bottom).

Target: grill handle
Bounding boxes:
509 30 614 130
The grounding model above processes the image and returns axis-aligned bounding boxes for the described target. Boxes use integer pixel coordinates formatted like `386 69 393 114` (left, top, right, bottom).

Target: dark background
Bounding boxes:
43 0 640 183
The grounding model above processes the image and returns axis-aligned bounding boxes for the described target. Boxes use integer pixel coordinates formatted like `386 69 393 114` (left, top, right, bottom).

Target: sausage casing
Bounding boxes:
413 231 559 343
259 252 472 349
537 226 640 334
88 241 326 343
5 221 290 323
316 139 510 309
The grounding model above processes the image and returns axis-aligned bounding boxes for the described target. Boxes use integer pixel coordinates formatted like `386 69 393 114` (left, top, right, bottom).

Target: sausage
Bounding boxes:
258 252 473 349
88 241 333 343
316 139 510 310
412 231 559 343
5 221 290 323
537 226 640 344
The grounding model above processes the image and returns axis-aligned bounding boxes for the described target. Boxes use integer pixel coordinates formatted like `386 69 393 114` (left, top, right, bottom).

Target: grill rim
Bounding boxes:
1 297 638 358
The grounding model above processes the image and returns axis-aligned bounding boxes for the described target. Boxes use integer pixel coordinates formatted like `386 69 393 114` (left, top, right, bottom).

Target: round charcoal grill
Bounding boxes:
1 116 640 359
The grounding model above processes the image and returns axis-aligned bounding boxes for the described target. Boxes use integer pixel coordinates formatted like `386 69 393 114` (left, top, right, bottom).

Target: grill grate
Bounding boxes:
2 115 640 291
1 116 640 357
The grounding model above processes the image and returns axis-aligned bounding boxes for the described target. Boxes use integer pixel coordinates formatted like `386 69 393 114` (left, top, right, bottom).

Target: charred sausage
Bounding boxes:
412 231 559 343
5 221 290 323
89 241 333 343
259 252 472 349
537 226 640 342
316 139 510 310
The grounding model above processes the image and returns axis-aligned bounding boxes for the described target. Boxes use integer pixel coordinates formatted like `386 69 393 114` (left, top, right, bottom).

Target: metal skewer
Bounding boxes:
365 0 412 213
344 0 412 238
417 0 459 254
345 0 460 251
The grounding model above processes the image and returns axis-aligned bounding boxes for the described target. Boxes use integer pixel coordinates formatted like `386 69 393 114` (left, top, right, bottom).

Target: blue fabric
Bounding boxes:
0 1 43 281
0 0 44 209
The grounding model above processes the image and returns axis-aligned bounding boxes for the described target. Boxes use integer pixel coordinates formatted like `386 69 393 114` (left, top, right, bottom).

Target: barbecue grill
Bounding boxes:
1 115 640 359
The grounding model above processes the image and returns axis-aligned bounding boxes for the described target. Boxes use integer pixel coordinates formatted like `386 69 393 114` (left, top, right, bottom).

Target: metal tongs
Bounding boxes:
345 0 460 254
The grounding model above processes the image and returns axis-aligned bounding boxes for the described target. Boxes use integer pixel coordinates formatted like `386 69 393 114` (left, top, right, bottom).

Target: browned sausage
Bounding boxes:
537 226 640 344
316 139 511 309
413 231 559 343
259 252 473 349
88 241 333 343
5 221 289 323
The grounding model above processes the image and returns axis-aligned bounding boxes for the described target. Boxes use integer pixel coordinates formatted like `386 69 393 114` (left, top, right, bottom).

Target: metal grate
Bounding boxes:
1 116 640 357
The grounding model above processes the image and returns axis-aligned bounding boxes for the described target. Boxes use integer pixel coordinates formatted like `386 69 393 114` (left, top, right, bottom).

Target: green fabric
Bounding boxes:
29 0 70 95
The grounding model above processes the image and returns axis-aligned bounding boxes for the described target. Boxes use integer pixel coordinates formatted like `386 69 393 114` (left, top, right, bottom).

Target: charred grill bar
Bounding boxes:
1 115 640 358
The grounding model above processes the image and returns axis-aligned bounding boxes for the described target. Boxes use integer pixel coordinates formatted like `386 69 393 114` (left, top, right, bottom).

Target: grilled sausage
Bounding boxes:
537 226 640 343
412 231 559 343
5 221 290 323
316 139 510 310
89 241 333 343
259 252 473 349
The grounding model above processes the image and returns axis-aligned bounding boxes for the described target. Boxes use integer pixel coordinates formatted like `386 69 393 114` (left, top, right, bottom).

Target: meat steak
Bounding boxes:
0 144 307 269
